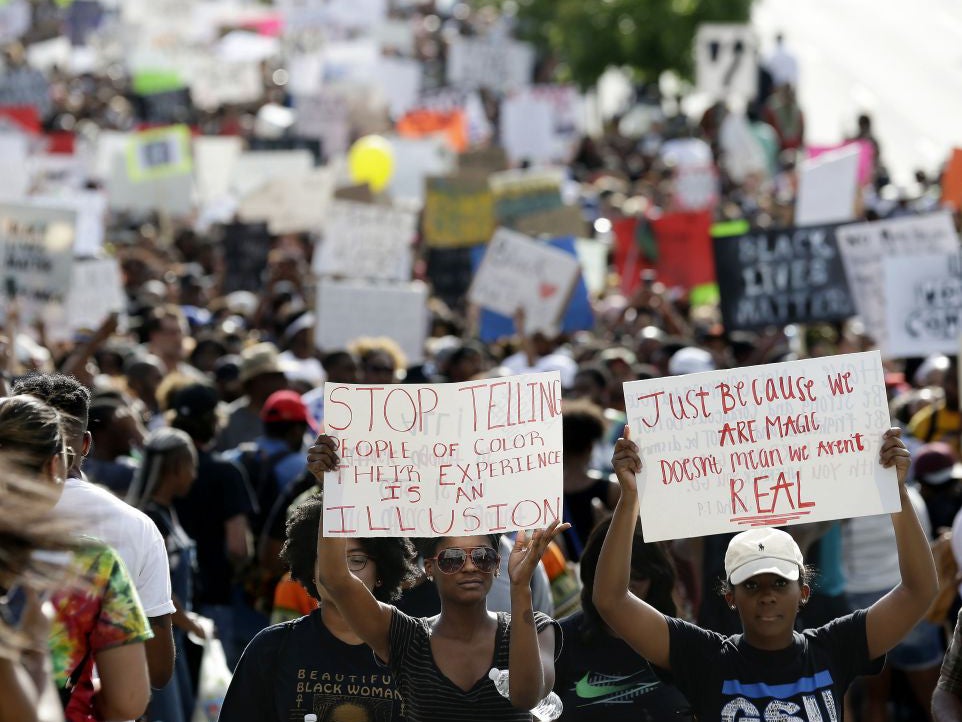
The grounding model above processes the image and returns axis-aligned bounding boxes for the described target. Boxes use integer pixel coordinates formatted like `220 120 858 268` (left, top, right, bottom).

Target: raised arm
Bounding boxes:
307 435 394 662
866 428 939 659
592 428 671 670
507 521 568 709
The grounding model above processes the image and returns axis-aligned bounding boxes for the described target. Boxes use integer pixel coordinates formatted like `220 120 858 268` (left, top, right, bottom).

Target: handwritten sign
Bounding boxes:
468 228 581 337
836 212 958 355
238 169 335 235
0 203 75 327
423 175 496 248
623 351 898 541
313 201 417 281
321 371 563 537
713 224 855 330
883 253 962 358
315 279 428 364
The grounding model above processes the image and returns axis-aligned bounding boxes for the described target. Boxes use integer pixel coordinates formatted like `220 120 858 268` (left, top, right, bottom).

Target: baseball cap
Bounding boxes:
668 346 716 376
914 442 962 486
171 383 220 418
260 390 317 432
724 528 803 586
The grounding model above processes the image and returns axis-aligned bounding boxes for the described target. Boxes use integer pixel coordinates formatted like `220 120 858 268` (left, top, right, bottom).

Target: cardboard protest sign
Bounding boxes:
0 203 75 327
426 246 477 309
315 278 428 364
623 351 897 541
713 224 856 330
423 175 496 249
795 145 860 226
513 205 584 239
238 168 335 235
321 371 563 537
221 222 271 294
467 228 581 337
489 168 565 228
313 200 417 281
695 24 758 100
614 211 715 294
883 253 962 358
459 146 508 175
836 212 958 355
446 36 534 94
472 236 594 342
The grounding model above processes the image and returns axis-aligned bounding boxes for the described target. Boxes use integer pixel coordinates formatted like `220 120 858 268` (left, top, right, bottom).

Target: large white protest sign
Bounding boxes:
24 192 107 257
468 228 580 335
193 135 243 206
836 212 958 355
48 257 126 342
294 91 350 157
230 150 314 199
189 58 263 110
0 203 75 327
500 86 581 164
238 168 335 235
387 135 455 204
446 36 534 94
695 24 758 100
313 200 417 281
321 371 563 537
315 278 428 363
378 57 422 119
623 351 897 542
0 133 30 199
883 253 962 358
795 146 860 226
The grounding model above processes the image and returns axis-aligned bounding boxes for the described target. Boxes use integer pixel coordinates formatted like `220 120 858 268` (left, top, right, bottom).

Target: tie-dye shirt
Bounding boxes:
50 542 153 722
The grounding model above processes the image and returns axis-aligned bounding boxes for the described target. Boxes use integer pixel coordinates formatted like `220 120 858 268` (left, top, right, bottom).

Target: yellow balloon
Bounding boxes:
348 135 394 193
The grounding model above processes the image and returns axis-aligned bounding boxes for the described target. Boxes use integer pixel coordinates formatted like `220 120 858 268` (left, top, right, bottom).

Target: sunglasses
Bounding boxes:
426 546 500 575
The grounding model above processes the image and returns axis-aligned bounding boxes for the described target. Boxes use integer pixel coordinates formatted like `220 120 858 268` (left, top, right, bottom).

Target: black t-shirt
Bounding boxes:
666 609 884 721
386 608 560 722
220 609 403 722
174 450 255 606
553 612 693 722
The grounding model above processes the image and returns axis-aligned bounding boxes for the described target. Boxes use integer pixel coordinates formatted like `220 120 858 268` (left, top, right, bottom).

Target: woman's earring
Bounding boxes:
426 575 433 582
729 605 736 611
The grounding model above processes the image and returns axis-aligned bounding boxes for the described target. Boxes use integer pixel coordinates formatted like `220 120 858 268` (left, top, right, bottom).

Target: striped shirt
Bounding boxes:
386 608 559 722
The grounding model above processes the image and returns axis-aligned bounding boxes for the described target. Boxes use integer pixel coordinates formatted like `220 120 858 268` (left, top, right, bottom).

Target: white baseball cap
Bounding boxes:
724 528 803 586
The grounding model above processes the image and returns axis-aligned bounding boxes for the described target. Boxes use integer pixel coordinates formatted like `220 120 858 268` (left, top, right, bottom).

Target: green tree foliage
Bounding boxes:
489 0 754 89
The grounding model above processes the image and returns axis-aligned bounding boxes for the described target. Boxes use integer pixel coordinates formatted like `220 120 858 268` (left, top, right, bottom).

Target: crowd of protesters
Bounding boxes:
4 2 962 722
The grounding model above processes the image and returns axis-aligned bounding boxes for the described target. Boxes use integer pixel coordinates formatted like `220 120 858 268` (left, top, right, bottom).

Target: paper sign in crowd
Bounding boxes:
623 351 898 542
321 371 564 537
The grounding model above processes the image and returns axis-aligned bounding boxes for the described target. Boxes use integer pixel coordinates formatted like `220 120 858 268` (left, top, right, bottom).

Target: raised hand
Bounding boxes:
879 427 911 485
307 434 340 480
508 519 570 587
612 425 642 495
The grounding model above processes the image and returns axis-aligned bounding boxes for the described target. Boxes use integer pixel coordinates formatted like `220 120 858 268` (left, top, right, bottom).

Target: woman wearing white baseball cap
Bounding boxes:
593 426 938 721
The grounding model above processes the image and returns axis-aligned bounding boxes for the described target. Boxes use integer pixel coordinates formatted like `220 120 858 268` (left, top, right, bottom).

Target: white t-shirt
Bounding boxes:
53 477 175 617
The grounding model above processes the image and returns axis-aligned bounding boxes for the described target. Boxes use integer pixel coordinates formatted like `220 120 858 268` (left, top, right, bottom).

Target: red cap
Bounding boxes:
260 390 317 432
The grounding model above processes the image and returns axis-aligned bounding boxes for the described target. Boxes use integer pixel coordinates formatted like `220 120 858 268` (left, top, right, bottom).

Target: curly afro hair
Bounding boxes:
280 493 419 603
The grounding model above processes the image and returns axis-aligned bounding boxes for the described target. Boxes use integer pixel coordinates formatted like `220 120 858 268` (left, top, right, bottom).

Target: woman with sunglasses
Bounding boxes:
309 434 569 722
220 493 416 722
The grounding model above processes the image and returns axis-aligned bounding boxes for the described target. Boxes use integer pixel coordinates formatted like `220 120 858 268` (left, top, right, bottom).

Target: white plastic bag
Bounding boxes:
191 619 231 722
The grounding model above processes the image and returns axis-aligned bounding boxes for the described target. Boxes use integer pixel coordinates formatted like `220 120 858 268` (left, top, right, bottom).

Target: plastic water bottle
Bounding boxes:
488 668 563 721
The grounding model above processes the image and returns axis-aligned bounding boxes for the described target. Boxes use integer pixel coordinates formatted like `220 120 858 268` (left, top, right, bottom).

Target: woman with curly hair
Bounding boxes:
220 493 418 722
309 434 567 722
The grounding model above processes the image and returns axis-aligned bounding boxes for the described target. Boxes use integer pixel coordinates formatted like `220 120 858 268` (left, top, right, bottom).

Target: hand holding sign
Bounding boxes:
611 426 641 497
879 428 910 484
307 434 340 478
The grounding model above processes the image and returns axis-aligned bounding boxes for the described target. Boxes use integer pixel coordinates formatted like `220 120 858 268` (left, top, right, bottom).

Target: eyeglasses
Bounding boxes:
426 546 500 575
346 553 373 573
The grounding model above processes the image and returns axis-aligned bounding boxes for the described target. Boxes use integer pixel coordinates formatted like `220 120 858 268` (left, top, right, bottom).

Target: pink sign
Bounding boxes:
806 140 874 186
